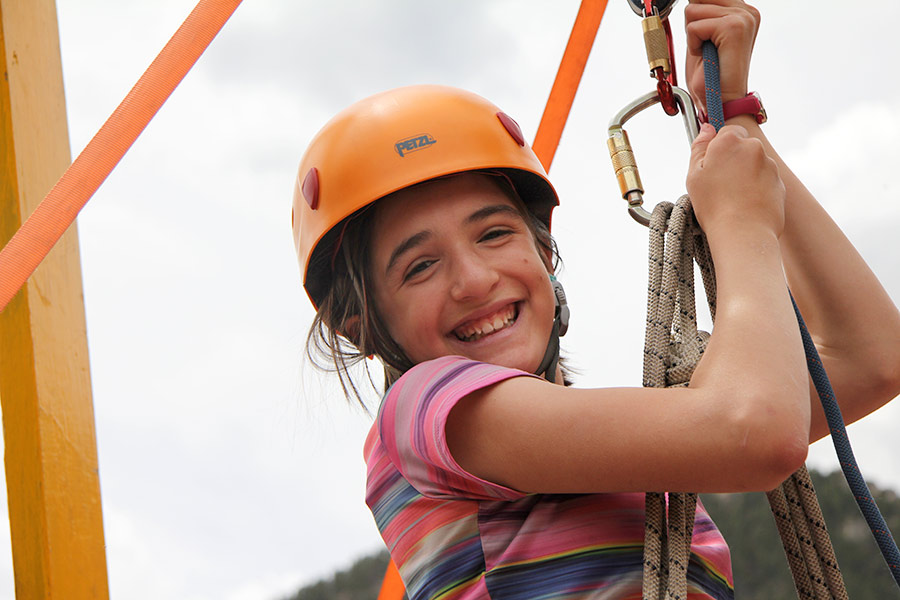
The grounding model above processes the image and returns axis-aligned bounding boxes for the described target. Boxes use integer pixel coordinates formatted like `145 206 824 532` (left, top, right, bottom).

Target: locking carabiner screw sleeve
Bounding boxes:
607 87 699 226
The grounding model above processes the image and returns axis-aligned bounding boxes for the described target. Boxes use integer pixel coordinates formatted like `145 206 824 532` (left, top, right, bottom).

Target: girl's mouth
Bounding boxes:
453 303 518 342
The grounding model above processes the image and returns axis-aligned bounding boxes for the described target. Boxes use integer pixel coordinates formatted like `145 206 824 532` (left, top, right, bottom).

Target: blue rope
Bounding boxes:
791 294 900 586
701 39 900 588
701 42 725 130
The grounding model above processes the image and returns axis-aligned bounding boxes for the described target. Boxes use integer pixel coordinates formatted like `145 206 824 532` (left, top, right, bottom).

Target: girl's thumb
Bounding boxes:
689 123 716 168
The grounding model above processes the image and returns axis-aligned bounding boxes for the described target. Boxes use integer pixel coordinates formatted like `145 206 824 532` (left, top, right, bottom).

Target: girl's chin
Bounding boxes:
441 321 549 371
448 343 545 373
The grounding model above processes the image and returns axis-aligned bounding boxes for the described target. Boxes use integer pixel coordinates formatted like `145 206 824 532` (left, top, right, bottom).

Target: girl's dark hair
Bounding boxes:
305 172 568 407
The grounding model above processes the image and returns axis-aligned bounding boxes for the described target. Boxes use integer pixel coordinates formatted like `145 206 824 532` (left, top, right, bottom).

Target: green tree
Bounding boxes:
283 550 404 600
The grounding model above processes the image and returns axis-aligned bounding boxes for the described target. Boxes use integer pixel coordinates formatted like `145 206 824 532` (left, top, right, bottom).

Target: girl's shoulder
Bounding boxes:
374 356 536 439
370 355 533 501
387 356 534 406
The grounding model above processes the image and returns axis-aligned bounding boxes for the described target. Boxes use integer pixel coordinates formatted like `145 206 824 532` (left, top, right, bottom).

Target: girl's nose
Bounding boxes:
449 253 500 302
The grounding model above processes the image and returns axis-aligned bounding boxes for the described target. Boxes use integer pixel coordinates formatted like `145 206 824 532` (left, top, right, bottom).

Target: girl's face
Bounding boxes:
370 173 556 373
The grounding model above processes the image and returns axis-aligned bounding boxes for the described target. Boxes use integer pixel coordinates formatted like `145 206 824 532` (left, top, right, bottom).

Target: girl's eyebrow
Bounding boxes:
465 204 520 224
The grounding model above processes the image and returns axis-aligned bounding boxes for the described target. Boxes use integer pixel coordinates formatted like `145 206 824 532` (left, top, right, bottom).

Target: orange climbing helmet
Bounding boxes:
292 85 559 307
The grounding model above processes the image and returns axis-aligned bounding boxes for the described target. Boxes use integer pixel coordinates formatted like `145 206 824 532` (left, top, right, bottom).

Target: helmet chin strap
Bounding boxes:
535 276 569 383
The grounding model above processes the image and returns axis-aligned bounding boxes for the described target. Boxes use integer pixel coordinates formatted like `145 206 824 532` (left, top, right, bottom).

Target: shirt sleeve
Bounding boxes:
377 356 535 501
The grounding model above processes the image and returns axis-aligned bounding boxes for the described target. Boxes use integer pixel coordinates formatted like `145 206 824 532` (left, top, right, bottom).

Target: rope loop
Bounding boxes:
640 194 848 599
642 196 710 600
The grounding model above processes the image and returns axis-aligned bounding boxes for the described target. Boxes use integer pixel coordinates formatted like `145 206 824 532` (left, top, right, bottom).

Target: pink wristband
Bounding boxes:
699 92 767 125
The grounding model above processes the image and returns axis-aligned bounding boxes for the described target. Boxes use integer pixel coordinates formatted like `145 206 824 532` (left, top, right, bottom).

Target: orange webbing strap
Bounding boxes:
0 0 243 312
377 559 405 600
532 0 609 172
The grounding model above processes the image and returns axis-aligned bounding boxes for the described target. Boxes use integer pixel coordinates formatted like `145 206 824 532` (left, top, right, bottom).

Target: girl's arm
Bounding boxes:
731 116 900 442
446 0 898 496
683 0 900 441
446 124 812 495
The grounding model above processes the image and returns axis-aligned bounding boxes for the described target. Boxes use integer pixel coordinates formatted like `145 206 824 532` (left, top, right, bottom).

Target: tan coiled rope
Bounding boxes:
641 196 848 600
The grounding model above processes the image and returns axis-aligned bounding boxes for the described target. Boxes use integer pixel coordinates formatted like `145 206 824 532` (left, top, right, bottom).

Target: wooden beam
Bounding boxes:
0 0 110 597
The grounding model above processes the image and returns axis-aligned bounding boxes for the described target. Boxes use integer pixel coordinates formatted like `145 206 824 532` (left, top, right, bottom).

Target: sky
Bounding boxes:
1 1 899 599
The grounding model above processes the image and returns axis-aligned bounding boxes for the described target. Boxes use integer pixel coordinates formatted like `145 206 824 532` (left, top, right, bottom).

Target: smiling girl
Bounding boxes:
292 2 900 597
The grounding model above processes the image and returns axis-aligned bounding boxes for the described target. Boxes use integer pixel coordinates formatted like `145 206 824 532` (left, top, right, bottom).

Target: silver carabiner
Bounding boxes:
607 86 699 226
626 0 679 20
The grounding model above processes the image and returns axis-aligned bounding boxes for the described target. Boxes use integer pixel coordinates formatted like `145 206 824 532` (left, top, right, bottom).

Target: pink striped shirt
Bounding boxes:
364 356 734 599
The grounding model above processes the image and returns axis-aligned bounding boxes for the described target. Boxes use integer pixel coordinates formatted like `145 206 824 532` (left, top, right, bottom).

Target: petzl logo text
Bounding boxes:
395 133 436 157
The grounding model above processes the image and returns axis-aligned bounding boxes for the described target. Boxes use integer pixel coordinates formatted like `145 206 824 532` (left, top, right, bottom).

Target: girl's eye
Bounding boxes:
480 228 513 242
403 260 434 282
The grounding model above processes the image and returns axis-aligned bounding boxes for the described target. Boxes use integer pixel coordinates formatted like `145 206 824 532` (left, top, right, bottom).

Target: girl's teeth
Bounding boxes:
455 306 517 341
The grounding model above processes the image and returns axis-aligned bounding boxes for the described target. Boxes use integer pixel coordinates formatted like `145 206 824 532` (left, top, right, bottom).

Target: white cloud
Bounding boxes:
786 102 900 226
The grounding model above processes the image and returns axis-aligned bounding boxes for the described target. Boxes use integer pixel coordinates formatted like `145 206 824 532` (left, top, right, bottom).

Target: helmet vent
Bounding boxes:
497 112 525 147
302 167 320 210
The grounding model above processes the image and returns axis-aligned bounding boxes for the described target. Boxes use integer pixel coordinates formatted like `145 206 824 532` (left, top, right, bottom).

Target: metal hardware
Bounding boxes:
550 275 570 337
607 86 699 226
626 0 678 20
638 5 680 116
642 14 669 74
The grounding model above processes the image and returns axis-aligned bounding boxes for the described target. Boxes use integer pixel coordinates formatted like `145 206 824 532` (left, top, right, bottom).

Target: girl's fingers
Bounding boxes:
684 7 759 50
689 123 718 171
683 1 759 105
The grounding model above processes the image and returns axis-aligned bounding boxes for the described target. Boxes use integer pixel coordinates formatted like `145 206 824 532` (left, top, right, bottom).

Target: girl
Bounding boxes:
292 1 900 597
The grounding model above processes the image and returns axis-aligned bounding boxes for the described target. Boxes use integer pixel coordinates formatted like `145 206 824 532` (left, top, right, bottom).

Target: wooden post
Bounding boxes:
0 0 110 597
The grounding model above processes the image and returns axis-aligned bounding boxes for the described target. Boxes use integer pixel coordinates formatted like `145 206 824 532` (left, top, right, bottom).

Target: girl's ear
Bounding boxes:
339 315 361 345
541 246 554 272
341 315 376 360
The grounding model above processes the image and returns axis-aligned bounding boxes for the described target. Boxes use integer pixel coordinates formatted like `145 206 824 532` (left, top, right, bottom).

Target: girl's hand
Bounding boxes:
684 0 760 115
686 123 785 237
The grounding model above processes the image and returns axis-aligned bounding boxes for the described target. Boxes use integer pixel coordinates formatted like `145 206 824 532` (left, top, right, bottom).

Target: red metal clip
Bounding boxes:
663 16 677 86
658 11 679 116
654 70 679 116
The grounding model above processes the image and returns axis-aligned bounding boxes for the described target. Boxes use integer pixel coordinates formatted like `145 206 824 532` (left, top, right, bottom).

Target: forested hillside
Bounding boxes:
703 469 900 598
282 550 396 600
283 469 900 599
